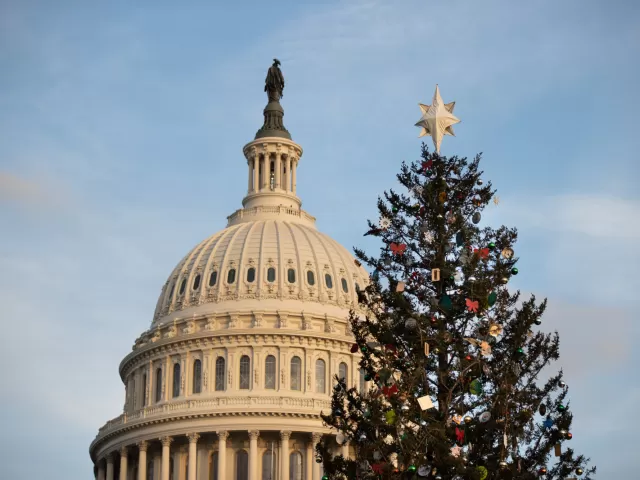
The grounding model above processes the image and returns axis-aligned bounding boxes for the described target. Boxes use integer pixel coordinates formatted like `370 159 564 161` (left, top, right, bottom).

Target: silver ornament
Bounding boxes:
477 179 483 185
472 212 481 224
404 318 418 330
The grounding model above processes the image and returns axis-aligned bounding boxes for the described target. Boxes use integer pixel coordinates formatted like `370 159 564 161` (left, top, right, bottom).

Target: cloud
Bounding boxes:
0 172 66 209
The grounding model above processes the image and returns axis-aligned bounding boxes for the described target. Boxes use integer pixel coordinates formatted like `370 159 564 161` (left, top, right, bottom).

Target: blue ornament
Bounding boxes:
543 419 553 429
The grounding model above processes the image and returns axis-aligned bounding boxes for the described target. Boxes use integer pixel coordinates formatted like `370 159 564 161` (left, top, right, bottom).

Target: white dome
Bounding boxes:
152 215 369 328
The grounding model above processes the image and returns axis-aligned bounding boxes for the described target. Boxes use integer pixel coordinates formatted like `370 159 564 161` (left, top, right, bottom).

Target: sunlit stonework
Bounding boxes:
90 62 369 480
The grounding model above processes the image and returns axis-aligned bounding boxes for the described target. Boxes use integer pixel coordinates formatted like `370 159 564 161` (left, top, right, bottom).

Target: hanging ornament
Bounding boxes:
465 298 479 313
488 291 498 306
418 466 430 476
476 466 488 480
479 411 491 423
454 271 464 283
560 381 567 388
474 247 490 259
386 410 397 424
421 159 433 172
379 217 391 230
350 344 358 353
469 379 483 395
390 243 407 255
501 247 514 259
488 323 503 337
539 404 547 416
488 242 496 250
477 179 483 185
455 231 465 246
439 294 453 311
438 191 447 203
538 467 547 475
472 212 481 224
404 318 418 330
576 468 584 475
511 267 519 275
383 434 394 445
450 445 462 457
455 427 465 443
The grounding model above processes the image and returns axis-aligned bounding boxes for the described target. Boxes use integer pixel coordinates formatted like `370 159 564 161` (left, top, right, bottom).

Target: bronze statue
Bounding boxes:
265 58 285 102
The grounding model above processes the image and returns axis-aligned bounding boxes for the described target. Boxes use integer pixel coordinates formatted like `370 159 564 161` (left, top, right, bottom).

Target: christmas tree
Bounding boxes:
316 141 596 480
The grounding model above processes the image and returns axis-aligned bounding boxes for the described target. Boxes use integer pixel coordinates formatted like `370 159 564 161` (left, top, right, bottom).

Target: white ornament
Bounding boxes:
383 434 394 445
450 445 462 457
413 185 424 197
424 231 434 243
379 217 391 230
415 85 461 153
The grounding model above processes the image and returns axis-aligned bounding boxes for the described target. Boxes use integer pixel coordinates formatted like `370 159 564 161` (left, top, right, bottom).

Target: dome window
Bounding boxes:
287 268 296 283
172 363 181 398
168 284 175 300
178 278 187 295
265 355 276 389
209 271 218 287
239 355 251 390
341 278 349 293
155 367 163 403
307 271 315 286
215 357 225 391
247 267 256 283
192 274 201 291
267 267 276 283
192 359 202 394
325 274 333 289
227 268 236 284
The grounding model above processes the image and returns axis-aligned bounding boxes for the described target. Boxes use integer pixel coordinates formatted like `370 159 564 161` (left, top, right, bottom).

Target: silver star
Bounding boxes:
415 85 460 153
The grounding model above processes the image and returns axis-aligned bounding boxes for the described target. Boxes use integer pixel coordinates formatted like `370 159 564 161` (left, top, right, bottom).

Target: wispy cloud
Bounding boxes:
0 172 67 210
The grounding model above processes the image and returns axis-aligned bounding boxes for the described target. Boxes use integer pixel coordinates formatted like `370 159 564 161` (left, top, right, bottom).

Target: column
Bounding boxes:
187 433 199 480
137 441 148 480
106 454 115 480
305 436 314 480
249 430 259 480
262 154 269 189
341 441 350 460
292 159 297 194
217 431 228 480
275 154 282 189
97 461 106 480
248 159 252 193
286 157 293 192
252 156 259 194
311 433 322 480
161 436 173 480
280 431 291 480
119 447 128 480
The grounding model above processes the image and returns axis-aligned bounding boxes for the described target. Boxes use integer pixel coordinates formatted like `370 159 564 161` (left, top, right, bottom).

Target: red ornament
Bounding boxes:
350 344 358 353
390 243 407 255
474 248 490 259
455 427 465 443
382 384 399 398
372 463 385 474
466 298 479 313
465 354 473 362
422 159 433 172
566 432 573 440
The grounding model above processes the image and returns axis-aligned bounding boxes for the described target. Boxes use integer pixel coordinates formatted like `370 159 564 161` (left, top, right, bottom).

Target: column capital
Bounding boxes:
119 446 128 456
248 430 260 440
280 430 292 441
217 430 229 441
311 432 323 444
137 440 148 452
160 436 173 447
105 453 115 464
187 433 200 444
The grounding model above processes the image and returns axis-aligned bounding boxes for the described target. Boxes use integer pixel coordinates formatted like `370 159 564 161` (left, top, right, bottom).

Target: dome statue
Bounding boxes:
90 61 369 480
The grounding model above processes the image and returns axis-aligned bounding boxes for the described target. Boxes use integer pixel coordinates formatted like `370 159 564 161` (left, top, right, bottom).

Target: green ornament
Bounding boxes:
469 379 483 395
386 410 397 425
363 407 371 418
360 346 367 353
488 242 496 250
476 466 488 480
439 294 453 311
322 476 329 480
400 432 408 440
488 291 497 306
392 206 399 213
456 231 465 246
558 404 566 412
511 267 519 275
364 373 372 381
516 347 526 358
407 465 417 473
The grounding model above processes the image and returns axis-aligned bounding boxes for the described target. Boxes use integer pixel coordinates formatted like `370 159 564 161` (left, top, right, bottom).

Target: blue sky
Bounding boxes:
0 0 638 478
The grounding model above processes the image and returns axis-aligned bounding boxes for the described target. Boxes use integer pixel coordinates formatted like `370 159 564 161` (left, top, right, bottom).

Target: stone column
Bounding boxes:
187 433 199 480
287 157 293 192
305 435 314 480
280 431 291 480
261 154 269 189
106 454 115 480
292 159 297 194
119 447 128 480
275 153 282 189
217 431 228 480
248 159 253 193
137 441 148 480
341 441 350 460
311 433 322 480
252 155 259 194
248 430 260 480
97 461 106 480
160 436 173 480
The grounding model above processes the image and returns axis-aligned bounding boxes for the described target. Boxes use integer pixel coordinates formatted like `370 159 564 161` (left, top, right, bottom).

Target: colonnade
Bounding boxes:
247 152 297 195
95 430 350 480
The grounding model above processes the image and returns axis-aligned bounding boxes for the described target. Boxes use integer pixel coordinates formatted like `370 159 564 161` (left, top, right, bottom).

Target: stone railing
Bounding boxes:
96 395 331 438
226 206 316 227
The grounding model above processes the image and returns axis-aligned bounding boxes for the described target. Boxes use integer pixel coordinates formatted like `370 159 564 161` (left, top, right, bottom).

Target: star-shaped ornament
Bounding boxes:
451 445 462 457
415 85 461 153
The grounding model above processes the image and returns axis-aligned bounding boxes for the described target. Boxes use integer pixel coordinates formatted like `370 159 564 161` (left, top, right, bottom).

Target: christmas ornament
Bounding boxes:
474 247 489 259
415 85 460 153
450 445 462 457
472 212 481 224
469 379 482 395
383 434 394 445
538 467 547 475
464 415 473 424
379 217 391 230
390 242 407 255
499 461 508 469
479 411 491 423
488 323 503 337
477 179 483 185
455 427 464 443
488 291 498 306
431 268 441 281
501 247 514 259
413 185 424 197
417 395 434 410
466 298 479 313
396 281 406 292
511 267 519 275
418 466 429 476
476 466 488 480
543 419 554 429
560 381 567 388
539 404 547 416
576 468 584 475
439 294 453 311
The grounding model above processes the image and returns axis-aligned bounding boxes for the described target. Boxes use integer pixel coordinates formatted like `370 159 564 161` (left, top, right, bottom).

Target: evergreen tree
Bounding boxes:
317 145 595 480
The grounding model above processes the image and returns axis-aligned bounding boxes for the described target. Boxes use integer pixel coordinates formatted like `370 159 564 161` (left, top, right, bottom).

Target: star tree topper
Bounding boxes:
415 85 460 153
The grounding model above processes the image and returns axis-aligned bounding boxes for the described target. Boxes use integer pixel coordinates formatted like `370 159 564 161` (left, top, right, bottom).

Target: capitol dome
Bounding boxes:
90 61 369 480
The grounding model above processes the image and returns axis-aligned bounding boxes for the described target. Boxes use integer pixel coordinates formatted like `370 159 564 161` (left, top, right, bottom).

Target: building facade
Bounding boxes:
89 64 370 480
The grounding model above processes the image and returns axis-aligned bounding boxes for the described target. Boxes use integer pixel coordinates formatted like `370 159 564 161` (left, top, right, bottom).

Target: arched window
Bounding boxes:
339 362 348 383
142 373 147 406
261 450 275 480
147 460 154 480
193 359 202 394
209 451 218 480
307 271 315 286
287 268 296 283
315 359 326 393
325 274 333 289
235 450 248 480
265 355 276 389
179 278 186 295
227 269 236 284
267 267 276 283
289 451 303 480
215 357 225 391
155 367 163 402
239 355 251 390
172 363 181 398
247 267 256 283
209 271 218 287
290 356 302 391
193 274 201 291
341 278 349 293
